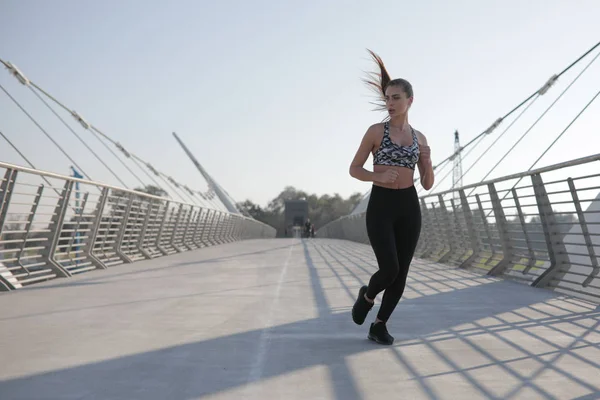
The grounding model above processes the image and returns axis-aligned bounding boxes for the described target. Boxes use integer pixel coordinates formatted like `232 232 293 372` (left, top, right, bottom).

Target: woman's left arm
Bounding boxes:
417 132 435 190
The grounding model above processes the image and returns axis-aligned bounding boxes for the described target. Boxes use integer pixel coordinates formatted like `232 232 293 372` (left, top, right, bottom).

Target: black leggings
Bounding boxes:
365 184 421 323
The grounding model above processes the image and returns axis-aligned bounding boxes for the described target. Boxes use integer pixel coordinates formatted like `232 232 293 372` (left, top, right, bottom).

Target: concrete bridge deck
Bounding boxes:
1 239 599 400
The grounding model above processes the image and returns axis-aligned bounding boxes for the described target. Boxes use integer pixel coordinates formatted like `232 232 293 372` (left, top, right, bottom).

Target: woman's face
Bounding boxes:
385 85 412 116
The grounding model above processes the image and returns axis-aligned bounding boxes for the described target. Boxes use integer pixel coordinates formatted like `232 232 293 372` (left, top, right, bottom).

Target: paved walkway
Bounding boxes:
1 239 599 400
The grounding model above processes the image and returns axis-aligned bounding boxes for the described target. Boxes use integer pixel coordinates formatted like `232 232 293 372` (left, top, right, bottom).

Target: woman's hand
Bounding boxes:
377 169 399 183
420 145 431 164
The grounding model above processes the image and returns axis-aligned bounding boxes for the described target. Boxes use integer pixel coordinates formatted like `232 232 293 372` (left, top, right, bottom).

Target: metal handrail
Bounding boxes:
421 153 600 198
317 154 600 303
0 161 194 204
0 162 276 291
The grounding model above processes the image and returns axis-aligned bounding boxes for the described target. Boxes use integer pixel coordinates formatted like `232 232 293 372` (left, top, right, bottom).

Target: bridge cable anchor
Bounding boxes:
146 163 159 176
538 74 558 95
4 62 30 86
167 176 180 188
70 111 90 130
484 118 503 135
115 142 131 158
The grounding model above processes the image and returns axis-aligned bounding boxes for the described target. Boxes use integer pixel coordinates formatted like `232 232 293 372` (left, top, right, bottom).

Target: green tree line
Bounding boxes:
236 186 365 237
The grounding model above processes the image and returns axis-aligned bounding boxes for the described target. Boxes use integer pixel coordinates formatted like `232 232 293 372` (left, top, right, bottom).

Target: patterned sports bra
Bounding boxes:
373 122 420 169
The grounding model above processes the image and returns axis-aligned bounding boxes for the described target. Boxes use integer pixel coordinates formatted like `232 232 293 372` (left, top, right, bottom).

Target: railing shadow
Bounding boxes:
1 239 599 399
10 240 294 292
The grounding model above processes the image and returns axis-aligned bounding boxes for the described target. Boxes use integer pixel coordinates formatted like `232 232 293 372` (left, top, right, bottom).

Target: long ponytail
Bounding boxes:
363 49 413 112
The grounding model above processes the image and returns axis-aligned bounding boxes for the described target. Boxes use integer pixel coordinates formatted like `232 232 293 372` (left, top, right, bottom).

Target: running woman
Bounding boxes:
349 50 435 345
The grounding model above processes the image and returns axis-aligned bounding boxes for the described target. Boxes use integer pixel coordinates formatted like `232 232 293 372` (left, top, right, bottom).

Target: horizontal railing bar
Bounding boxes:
424 153 600 198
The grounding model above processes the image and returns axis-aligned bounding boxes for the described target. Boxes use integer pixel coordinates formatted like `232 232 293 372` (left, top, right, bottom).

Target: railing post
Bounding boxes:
13 184 45 279
567 178 599 287
199 209 211 246
418 198 435 258
156 201 171 255
193 208 206 248
63 191 89 269
0 170 19 290
213 212 224 244
147 201 164 256
232 215 240 241
487 183 513 276
207 211 219 246
198 209 207 246
137 199 155 259
238 216 246 241
429 203 446 260
458 189 481 269
236 216 244 240
437 195 454 263
475 194 496 266
532 174 570 288
115 194 134 264
451 197 471 263
0 169 18 235
0 271 11 291
182 208 196 250
224 214 234 243
512 188 536 275
86 187 109 269
239 216 248 240
221 213 229 242
200 209 214 247
449 197 468 265
220 214 230 243
230 215 240 242
179 206 194 251
41 180 74 278
169 204 184 252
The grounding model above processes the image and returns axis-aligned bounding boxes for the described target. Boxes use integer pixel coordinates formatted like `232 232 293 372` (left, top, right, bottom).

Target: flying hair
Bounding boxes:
363 49 414 113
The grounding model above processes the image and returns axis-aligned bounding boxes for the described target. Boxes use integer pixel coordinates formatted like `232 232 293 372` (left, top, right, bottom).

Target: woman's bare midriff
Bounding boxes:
372 164 416 189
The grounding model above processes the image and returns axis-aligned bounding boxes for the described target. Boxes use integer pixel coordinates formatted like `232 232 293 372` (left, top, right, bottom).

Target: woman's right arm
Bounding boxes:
349 125 381 182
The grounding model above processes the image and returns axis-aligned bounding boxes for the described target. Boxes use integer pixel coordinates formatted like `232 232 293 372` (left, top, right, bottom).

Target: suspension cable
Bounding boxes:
447 94 541 192
0 83 92 180
531 89 600 171
155 173 183 201
27 86 129 188
0 129 63 196
488 85 600 213
87 127 146 187
430 40 600 172
470 48 600 195
158 169 200 205
1 57 218 208
0 129 37 171
127 155 174 199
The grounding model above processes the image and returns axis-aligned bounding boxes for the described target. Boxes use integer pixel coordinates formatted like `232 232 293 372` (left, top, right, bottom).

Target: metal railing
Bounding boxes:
317 154 600 303
0 162 276 291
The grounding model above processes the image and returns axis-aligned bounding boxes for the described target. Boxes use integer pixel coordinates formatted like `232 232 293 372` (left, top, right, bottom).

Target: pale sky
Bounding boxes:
1 0 599 208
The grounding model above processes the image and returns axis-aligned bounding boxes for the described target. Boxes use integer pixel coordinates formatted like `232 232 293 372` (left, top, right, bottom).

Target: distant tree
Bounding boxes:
134 185 168 198
108 184 169 212
238 186 363 237
236 200 266 220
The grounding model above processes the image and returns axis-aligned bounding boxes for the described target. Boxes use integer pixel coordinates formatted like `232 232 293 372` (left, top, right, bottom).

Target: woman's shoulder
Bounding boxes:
413 128 428 145
366 122 386 136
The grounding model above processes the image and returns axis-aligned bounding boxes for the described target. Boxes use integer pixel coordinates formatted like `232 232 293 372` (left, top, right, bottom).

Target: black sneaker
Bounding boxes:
352 285 373 325
368 322 394 345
